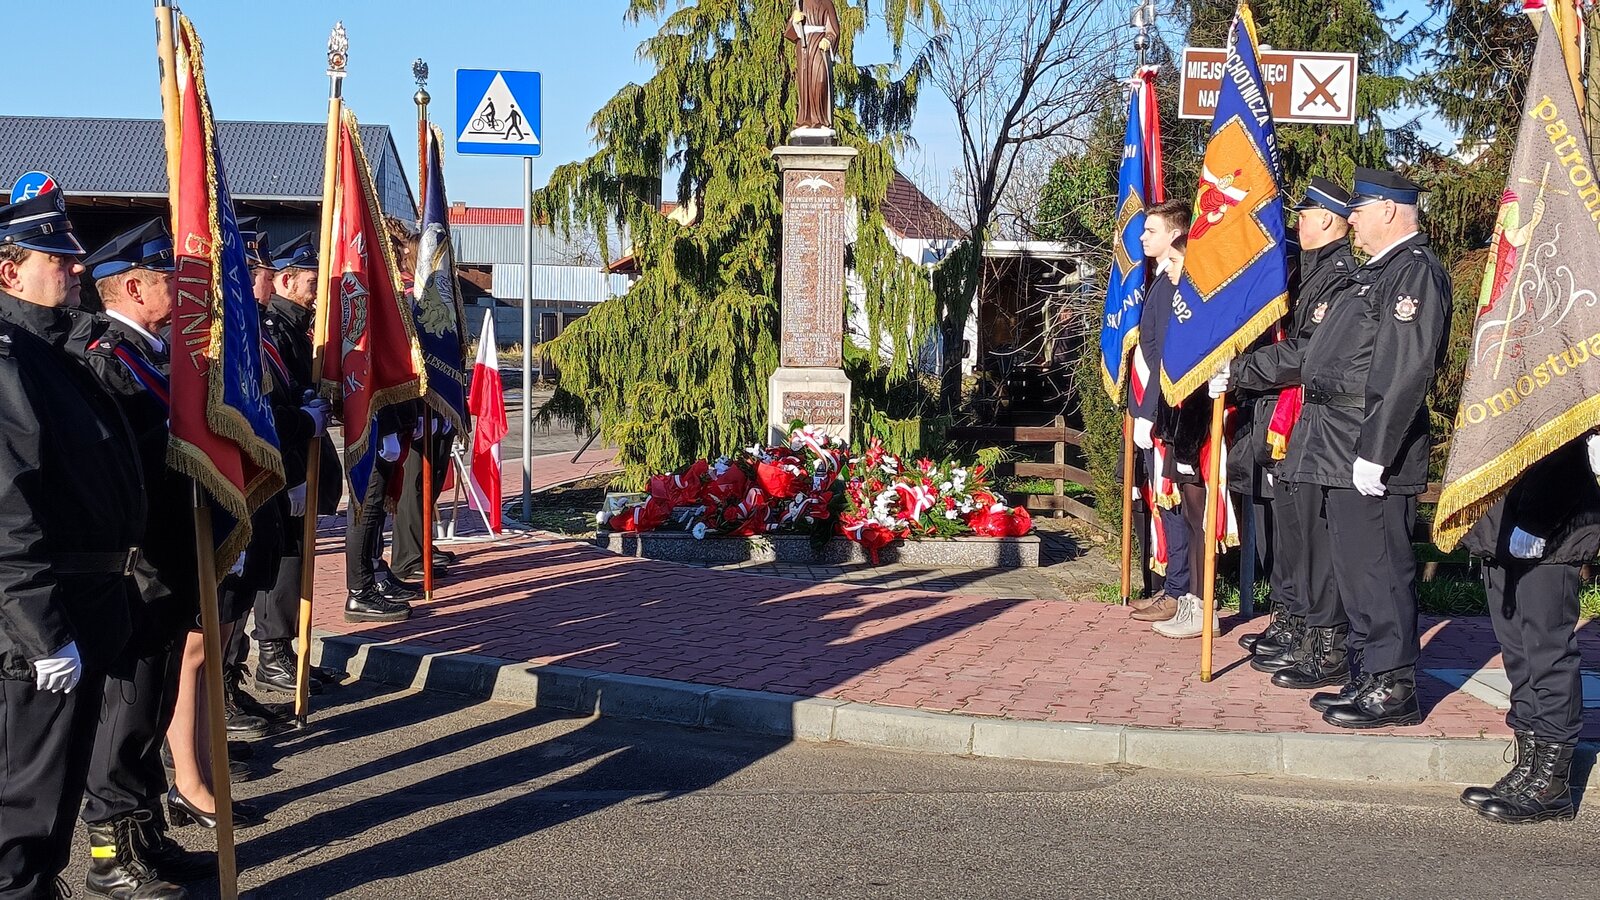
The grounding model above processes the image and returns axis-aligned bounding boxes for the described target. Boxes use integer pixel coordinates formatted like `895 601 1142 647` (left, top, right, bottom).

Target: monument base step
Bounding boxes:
594 530 1041 568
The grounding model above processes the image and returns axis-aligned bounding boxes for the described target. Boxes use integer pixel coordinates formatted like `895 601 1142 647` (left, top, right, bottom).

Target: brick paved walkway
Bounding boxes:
310 528 1600 741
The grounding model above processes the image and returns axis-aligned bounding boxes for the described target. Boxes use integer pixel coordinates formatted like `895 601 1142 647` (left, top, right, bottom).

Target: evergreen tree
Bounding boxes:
533 0 943 487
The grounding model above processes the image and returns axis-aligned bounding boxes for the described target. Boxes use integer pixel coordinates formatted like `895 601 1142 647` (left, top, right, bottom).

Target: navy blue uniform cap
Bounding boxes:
0 188 86 256
84 219 175 280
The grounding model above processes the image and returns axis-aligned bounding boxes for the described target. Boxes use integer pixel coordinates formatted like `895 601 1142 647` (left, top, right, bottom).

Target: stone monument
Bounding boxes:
771 0 855 445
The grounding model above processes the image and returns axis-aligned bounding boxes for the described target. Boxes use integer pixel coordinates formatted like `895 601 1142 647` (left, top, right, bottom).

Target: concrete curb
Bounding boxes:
310 630 1599 787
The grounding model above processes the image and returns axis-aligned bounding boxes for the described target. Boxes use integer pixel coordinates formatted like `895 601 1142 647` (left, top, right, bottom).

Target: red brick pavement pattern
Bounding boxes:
312 535 1600 741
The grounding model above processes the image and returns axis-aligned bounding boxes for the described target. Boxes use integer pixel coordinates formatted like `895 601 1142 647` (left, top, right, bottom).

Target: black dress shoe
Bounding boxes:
1271 625 1351 690
224 707 269 741
1322 668 1422 729
1478 740 1578 824
1462 731 1536 811
376 576 421 602
345 588 412 623
434 548 459 565
1310 675 1373 713
165 788 265 830
395 563 447 582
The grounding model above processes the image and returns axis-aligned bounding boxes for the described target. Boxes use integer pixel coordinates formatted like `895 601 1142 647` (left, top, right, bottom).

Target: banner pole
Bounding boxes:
1200 392 1225 682
1119 413 1135 605
416 76 436 603
296 22 348 725
190 491 239 898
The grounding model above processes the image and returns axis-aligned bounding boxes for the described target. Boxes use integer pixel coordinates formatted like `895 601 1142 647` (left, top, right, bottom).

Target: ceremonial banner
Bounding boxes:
1434 17 1600 549
1100 68 1161 401
164 15 285 575
413 127 469 434
1161 2 1289 403
320 108 424 504
467 310 508 534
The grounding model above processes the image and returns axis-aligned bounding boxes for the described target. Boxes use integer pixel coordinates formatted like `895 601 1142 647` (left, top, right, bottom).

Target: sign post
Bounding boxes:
456 68 541 523
1179 48 1359 125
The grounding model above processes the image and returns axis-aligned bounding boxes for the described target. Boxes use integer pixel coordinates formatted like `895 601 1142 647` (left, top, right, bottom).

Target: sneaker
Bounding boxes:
1152 593 1221 639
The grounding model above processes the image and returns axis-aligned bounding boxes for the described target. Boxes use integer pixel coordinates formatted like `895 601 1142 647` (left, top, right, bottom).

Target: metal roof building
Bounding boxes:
0 115 415 249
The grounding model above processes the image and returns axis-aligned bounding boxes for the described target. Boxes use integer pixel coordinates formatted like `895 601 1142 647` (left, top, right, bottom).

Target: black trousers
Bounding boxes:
1485 561 1584 744
346 456 397 593
1279 480 1343 627
1266 483 1300 615
81 615 182 826
252 551 302 643
0 675 106 899
1324 488 1419 674
391 429 454 574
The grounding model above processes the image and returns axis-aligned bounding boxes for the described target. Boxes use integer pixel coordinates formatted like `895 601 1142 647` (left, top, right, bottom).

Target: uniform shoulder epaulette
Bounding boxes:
0 324 13 358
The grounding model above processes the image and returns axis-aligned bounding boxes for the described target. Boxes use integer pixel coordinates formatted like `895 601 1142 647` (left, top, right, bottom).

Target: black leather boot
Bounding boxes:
254 640 298 693
1310 674 1372 713
1242 611 1300 656
85 817 188 899
1478 740 1578 824
127 809 214 882
346 587 412 623
223 677 269 740
1322 666 1422 729
1461 731 1536 811
1270 625 1350 689
1250 618 1309 673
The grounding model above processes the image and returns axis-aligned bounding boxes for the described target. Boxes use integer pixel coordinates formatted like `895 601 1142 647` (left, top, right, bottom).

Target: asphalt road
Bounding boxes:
64 681 1600 899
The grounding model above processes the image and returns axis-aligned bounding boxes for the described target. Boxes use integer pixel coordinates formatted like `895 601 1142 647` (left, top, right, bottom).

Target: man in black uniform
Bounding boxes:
1214 177 1357 682
1459 435 1600 823
1271 168 1453 728
249 231 339 694
75 221 208 899
0 189 144 899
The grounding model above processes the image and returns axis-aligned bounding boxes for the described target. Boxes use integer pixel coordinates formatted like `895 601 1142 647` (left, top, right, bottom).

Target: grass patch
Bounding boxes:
996 476 1091 498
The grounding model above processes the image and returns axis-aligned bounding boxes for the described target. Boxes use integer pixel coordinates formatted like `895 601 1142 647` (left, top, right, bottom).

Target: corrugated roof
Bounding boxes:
451 224 604 266
449 205 522 226
491 264 633 303
0 116 415 214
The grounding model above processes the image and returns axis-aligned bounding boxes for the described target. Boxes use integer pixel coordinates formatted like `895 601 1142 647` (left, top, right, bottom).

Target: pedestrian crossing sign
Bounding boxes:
456 69 541 157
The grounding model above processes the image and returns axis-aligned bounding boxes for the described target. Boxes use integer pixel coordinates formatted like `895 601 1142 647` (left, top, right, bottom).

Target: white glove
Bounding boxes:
1207 363 1231 399
301 399 331 438
1352 457 1387 497
228 552 247 577
287 482 307 518
1133 417 1155 451
33 641 82 693
1509 527 1547 560
1265 472 1274 489
1175 462 1196 476
1588 435 1600 478
379 434 402 462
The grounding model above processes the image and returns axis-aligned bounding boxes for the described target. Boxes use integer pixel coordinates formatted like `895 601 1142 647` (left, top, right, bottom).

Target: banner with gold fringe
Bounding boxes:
1435 12 1600 550
164 13 285 576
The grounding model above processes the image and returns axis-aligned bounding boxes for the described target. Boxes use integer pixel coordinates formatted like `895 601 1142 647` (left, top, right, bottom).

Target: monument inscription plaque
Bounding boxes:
780 391 848 425
779 169 847 369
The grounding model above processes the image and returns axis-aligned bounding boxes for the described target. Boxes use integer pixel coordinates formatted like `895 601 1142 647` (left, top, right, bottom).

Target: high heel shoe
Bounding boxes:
166 787 265 829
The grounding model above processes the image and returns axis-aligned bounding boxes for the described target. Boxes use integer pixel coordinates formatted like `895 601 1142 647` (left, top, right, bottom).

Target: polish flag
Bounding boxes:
467 311 507 533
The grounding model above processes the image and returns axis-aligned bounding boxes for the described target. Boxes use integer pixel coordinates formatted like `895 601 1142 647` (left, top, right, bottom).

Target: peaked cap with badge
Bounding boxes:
239 215 273 270
1348 167 1424 209
0 188 86 256
84 219 175 281
271 231 317 271
1293 176 1352 220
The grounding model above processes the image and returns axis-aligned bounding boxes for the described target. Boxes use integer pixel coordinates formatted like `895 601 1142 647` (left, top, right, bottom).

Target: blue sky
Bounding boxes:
9 1 959 209
11 1 1450 212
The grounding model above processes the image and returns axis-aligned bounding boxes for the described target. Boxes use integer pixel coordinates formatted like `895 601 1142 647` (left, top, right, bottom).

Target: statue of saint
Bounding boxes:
785 0 841 138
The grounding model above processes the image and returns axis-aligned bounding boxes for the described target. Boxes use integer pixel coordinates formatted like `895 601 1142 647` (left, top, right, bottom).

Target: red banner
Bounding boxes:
320 110 423 500
165 15 285 574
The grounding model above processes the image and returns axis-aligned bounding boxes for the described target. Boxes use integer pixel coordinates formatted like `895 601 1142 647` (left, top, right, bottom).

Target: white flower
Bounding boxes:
944 509 959 520
692 522 708 540
990 502 1007 513
597 511 611 526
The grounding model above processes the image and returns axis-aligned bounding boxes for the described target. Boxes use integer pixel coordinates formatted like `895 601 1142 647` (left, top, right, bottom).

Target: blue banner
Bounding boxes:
413 130 470 434
1160 3 1289 403
1100 82 1150 402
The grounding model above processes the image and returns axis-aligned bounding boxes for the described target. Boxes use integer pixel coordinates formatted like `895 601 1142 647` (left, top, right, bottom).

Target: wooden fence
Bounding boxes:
948 418 1098 524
